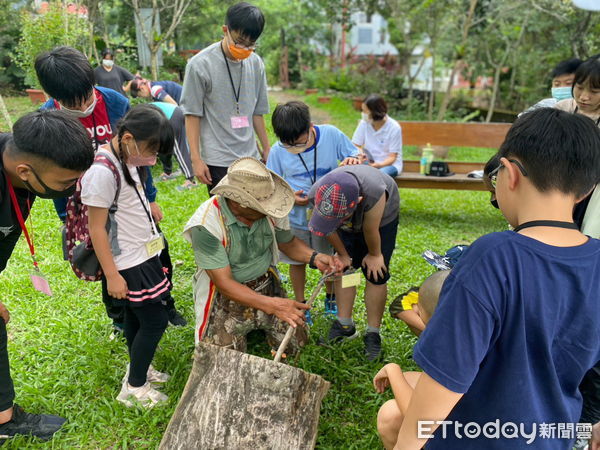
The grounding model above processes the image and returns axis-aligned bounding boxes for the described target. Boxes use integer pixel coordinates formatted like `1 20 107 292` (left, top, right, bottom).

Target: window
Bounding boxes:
358 28 373 44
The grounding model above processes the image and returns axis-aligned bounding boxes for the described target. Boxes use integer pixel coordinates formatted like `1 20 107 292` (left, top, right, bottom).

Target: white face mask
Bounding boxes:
361 112 373 124
102 59 114 68
59 93 97 118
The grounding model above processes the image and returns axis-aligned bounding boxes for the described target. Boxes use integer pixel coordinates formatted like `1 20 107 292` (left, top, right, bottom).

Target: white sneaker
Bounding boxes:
122 364 170 385
147 365 170 383
116 381 168 408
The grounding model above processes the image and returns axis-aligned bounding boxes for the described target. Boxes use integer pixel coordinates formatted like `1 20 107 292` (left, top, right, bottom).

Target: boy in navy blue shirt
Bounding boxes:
267 101 359 312
386 108 600 449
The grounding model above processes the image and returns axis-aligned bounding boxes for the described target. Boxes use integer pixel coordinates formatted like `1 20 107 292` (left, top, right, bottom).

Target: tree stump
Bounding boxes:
159 342 330 450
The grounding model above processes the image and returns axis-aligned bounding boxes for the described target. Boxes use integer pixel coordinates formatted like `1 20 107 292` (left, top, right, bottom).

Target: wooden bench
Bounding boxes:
395 121 512 191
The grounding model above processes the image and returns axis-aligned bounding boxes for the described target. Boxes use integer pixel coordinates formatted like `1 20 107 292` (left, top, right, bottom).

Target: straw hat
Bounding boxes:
210 157 294 219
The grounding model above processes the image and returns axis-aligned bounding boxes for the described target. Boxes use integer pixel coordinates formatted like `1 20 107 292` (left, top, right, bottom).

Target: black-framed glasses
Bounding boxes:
488 159 528 189
281 130 312 149
228 30 258 50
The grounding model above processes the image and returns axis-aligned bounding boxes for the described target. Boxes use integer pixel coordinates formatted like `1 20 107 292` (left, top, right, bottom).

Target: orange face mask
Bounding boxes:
228 44 253 60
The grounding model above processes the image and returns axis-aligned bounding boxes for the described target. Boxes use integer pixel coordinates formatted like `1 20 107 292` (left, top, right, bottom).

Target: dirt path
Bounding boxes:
269 90 332 124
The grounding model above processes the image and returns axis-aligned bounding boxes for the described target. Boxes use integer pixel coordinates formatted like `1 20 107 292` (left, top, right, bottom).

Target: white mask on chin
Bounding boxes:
102 59 114 68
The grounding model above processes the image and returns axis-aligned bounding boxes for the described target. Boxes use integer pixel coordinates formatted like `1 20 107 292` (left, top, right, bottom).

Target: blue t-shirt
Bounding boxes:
151 81 182 104
266 125 358 230
414 231 600 449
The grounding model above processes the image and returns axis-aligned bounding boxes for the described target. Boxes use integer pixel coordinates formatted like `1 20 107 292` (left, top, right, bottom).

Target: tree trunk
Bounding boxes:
486 64 502 122
428 50 436 120
150 48 159 81
436 0 478 121
0 94 13 130
159 342 330 450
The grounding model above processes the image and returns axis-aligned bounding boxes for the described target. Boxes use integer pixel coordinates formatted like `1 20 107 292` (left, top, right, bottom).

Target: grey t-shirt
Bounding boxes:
94 65 134 97
308 165 400 233
180 42 270 167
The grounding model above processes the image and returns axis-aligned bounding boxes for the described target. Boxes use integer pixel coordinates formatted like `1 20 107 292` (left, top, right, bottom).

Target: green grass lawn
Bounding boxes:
0 94 506 448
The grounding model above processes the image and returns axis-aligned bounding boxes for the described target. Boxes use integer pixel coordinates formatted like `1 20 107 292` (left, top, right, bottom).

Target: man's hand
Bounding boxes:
591 422 600 450
107 273 128 299
337 253 353 271
0 302 10 324
373 363 401 393
270 297 310 328
362 253 386 282
314 253 345 275
194 159 212 185
341 157 361 166
150 202 163 223
294 190 309 206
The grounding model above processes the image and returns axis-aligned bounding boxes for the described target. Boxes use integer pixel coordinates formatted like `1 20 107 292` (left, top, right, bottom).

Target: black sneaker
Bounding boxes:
0 404 66 442
168 308 187 327
364 332 382 362
326 320 358 343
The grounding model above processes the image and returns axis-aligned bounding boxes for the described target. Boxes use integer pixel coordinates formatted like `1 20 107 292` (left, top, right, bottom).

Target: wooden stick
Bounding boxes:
274 275 328 363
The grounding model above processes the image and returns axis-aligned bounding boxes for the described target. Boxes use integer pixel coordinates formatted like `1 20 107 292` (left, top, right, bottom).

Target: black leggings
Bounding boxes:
0 319 14 411
124 302 168 387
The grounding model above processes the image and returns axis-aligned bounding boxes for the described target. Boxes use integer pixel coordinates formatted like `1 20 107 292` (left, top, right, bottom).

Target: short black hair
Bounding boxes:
497 108 600 198
35 46 95 108
551 58 582 79
271 101 311 144
363 94 387 121
101 48 114 59
226 2 265 41
573 56 600 90
129 78 144 98
8 110 93 171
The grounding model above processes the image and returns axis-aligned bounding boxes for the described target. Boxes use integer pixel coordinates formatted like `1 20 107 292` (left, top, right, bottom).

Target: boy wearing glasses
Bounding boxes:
266 101 359 313
181 2 270 192
384 108 600 449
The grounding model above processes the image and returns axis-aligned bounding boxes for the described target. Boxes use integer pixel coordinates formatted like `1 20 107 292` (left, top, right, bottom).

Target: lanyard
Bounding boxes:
132 168 159 235
573 106 600 126
513 220 578 232
5 173 37 269
297 131 318 185
221 45 244 115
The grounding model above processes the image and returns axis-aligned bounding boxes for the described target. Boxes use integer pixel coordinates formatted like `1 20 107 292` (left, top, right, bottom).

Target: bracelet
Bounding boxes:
308 251 318 269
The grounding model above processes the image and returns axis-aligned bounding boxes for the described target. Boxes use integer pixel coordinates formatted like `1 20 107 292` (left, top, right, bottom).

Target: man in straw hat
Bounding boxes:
183 157 343 353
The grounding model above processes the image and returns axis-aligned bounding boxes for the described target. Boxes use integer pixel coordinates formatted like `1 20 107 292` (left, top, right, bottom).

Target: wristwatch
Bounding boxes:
309 251 319 269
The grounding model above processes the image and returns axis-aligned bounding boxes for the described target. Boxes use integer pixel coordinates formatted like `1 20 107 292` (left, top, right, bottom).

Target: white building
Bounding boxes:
341 12 398 56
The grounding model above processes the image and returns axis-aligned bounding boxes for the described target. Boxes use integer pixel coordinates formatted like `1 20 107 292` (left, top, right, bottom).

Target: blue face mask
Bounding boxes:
551 86 573 101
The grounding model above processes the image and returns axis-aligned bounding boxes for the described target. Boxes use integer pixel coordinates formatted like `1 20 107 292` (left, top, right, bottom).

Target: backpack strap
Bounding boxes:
93 152 122 256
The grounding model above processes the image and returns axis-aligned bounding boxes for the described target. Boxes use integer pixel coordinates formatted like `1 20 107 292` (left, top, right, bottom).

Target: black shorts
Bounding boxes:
338 215 398 285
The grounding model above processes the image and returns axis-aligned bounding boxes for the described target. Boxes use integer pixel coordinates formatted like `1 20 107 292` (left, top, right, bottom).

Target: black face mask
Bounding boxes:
22 166 77 199
490 198 499 209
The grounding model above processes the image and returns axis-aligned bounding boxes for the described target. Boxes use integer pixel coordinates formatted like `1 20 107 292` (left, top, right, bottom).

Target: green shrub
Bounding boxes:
14 2 90 88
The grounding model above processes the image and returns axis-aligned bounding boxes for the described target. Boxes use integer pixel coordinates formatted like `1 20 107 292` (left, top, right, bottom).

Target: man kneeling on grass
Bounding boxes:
379 108 600 449
183 157 343 353
0 111 93 442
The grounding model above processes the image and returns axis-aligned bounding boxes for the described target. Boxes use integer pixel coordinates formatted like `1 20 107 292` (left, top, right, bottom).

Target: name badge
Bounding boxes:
341 272 361 288
146 234 165 256
31 271 52 296
231 116 250 129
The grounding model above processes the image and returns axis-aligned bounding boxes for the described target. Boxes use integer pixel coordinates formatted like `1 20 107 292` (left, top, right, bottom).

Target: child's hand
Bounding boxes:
294 190 309 206
107 273 129 299
0 301 9 324
373 363 401 393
